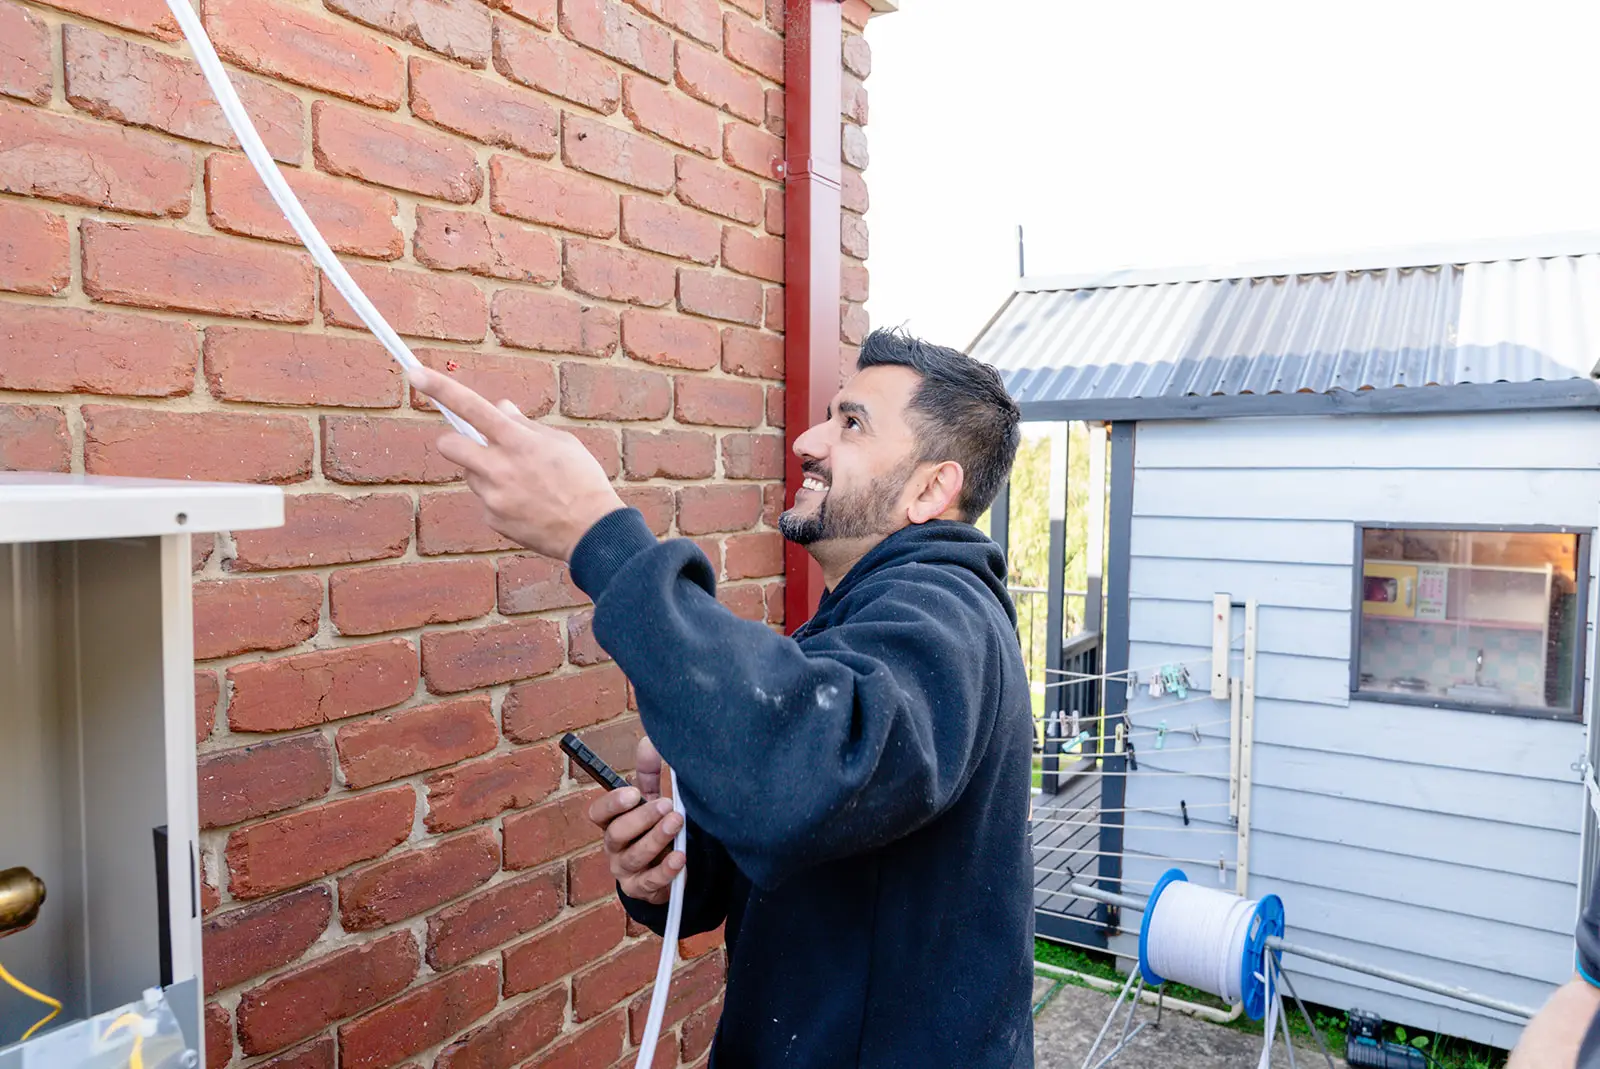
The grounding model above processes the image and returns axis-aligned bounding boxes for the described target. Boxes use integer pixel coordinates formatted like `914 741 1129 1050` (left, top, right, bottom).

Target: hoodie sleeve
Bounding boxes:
570 508 1006 890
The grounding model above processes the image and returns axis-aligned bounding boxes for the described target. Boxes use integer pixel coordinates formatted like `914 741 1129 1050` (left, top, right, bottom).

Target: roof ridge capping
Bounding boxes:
1017 230 1600 295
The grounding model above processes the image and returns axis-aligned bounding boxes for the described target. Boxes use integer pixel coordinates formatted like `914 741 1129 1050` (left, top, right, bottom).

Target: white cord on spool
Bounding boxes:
635 767 688 1069
160 0 485 447
1145 881 1256 1003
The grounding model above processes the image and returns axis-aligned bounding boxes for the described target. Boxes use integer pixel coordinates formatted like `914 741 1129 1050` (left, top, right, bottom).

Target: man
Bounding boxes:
412 329 1034 1068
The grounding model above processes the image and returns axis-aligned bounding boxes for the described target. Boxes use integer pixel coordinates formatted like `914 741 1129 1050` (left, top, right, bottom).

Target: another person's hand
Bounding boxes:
408 366 624 561
585 738 686 906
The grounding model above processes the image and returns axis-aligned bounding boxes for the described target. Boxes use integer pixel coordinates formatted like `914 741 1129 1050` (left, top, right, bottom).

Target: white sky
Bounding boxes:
865 0 1600 349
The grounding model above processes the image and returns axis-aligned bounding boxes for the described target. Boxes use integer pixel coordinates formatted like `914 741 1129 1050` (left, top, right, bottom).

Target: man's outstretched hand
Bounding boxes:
410 366 624 561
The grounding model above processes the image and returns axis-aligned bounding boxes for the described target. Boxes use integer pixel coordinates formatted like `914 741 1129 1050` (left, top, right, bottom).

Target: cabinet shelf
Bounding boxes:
1360 612 1547 634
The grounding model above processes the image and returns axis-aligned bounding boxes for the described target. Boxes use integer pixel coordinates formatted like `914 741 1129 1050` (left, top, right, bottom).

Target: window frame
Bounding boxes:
1348 522 1592 723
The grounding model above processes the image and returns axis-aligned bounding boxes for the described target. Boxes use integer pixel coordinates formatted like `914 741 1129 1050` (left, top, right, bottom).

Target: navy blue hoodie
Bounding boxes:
569 508 1035 1069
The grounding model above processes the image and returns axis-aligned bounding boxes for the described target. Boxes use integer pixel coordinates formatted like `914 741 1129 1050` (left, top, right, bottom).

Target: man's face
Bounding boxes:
779 366 923 547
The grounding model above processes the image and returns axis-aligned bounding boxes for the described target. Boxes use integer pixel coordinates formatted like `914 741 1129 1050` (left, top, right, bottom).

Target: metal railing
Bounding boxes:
1009 585 1087 688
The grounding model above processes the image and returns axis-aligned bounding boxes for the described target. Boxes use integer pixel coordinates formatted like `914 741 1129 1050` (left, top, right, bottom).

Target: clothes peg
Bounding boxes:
1125 671 1138 701
1155 720 1168 750
1217 857 1227 886
1148 671 1163 699
1190 723 1202 744
1180 800 1189 827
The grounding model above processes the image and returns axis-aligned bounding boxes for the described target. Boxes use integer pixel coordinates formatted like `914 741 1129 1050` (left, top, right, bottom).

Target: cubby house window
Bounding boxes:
1354 527 1590 720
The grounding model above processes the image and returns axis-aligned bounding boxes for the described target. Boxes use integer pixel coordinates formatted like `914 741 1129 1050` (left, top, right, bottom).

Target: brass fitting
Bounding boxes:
0 868 46 938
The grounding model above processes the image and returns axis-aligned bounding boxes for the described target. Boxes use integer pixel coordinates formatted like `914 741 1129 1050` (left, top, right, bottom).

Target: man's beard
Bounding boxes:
778 463 912 546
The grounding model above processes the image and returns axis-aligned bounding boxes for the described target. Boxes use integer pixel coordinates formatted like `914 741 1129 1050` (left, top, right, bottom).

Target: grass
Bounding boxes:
1033 939 1508 1068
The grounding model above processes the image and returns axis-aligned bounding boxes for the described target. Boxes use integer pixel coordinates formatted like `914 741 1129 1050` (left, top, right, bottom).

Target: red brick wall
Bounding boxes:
0 0 873 1064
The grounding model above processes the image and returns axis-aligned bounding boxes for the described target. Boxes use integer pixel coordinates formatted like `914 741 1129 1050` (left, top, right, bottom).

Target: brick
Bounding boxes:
619 308 718 370
573 942 659 1021
674 163 762 242
336 695 498 788
721 325 782 380
723 121 782 179
330 559 494 636
623 75 718 157
764 86 782 136
203 0 403 108
677 484 760 534
503 665 626 744
485 0 555 29
202 886 331 995
675 377 763 427
726 0 762 15
0 99 192 217
414 205 559 284
566 844 614 905
622 429 714 479
491 154 619 238
723 227 783 282
322 415 463 485
428 865 563 969
723 12 782 82
192 574 322 660
764 580 784 625
560 0 671 81
423 619 566 694
561 113 674 195
232 494 411 571
83 221 313 322
36 0 180 39
226 787 415 900
206 1003 231 1069
325 262 488 340
327 0 491 67
340 826 499 931
566 610 610 665
494 17 620 114
678 268 763 325
0 304 194 396
498 554 589 615
563 239 675 306
626 0 718 45
722 432 783 479
424 744 563 831
725 531 782 579
842 166 868 213
842 71 867 125
841 210 869 259
621 197 720 265
628 952 724 1043
680 996 721 1062
337 963 499 1069
413 348 558 417
571 426 623 476
842 300 869 345
196 671 219 743
619 485 673 534
201 862 221 915
436 986 564 1069
534 1010 625 1069
674 42 762 123
0 200 66 296
205 327 400 409
841 0 871 27
563 363 668 422
419 490 520 554
491 290 619 360
194 535 216 573
410 56 557 158
503 899 623 994
842 261 869 303
842 122 869 170
0 406 67 472
765 186 783 235
502 789 602 869
313 101 482 203
200 734 333 828
64 26 301 164
692 536 721 576
229 639 417 733
206 154 402 260
235 933 416 1055
679 925 722 960
580 715 645 772
254 1038 335 1069
765 285 783 331
762 482 784 525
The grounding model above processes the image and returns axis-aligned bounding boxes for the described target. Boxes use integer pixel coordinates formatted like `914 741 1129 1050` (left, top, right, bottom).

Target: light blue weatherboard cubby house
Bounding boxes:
972 234 1600 1047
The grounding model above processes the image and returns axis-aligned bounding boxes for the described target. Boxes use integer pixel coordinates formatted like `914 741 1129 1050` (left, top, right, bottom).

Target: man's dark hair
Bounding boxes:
856 328 1022 522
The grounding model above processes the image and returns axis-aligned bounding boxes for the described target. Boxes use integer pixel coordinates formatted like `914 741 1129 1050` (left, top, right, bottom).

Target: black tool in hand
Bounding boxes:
560 732 633 793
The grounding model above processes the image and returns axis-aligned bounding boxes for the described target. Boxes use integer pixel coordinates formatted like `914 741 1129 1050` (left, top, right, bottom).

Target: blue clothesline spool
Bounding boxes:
1137 867 1285 1021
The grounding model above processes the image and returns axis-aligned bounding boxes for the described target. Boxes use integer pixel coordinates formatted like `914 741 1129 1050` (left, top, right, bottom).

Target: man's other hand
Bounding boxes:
585 738 685 906
409 366 624 561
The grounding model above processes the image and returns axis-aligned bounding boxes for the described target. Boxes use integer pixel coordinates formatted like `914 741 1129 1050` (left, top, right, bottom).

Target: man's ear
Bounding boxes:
906 461 964 524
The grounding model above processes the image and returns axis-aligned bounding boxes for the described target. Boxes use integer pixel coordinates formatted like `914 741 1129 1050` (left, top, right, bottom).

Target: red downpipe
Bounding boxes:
782 0 844 633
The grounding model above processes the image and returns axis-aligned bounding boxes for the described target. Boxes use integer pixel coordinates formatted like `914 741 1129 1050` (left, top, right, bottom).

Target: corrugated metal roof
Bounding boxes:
972 240 1600 419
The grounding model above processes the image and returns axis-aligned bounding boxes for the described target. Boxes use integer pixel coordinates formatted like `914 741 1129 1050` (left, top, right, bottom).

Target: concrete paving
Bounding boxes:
1033 975 1347 1068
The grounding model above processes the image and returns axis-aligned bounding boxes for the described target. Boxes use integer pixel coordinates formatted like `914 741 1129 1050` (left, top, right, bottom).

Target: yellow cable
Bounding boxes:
102 1011 146 1069
0 958 61 1042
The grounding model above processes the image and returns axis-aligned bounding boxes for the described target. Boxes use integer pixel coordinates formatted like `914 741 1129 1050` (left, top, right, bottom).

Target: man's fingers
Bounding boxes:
623 851 685 899
437 431 493 474
602 797 666 855
410 367 515 444
616 801 683 874
586 786 641 827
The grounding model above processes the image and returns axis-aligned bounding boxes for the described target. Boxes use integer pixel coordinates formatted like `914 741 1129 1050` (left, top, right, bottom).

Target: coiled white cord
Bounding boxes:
160 0 485 447
636 767 688 1068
